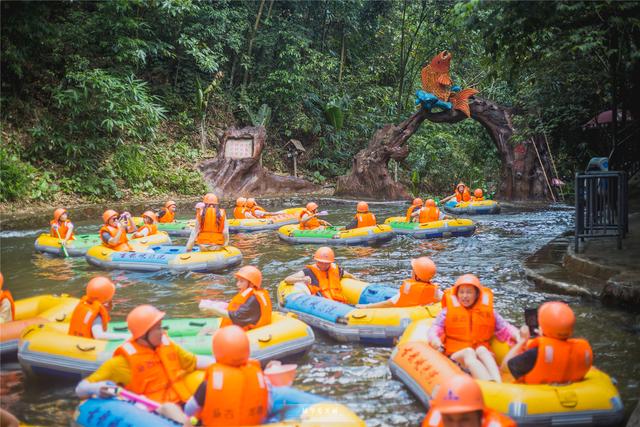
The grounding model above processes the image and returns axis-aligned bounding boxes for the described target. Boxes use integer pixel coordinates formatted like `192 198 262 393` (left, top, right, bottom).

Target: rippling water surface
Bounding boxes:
1 199 638 426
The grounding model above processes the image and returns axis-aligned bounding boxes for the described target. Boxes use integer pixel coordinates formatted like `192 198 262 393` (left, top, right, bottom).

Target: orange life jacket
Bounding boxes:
393 279 439 307
299 209 320 230
113 335 192 404
137 223 158 237
158 209 175 223
423 407 516 427
196 206 225 245
443 285 495 355
220 287 272 330
50 219 75 240
0 290 15 322
99 224 132 251
68 297 110 338
233 207 248 219
354 212 376 228
521 336 592 384
405 206 419 222
455 187 471 202
305 264 347 303
200 360 269 426
473 196 485 201
418 207 441 223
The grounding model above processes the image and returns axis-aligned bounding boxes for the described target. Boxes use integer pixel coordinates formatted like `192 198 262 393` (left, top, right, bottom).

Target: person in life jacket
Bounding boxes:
283 247 353 303
0 272 15 324
158 200 177 223
472 189 484 201
68 277 129 340
99 210 134 252
50 208 75 243
344 201 377 230
233 197 248 219
244 198 273 219
411 199 451 223
75 304 213 403
299 202 331 230
132 211 158 238
186 193 229 252
200 266 272 332
442 182 472 204
427 274 518 382
422 375 516 427
501 301 593 385
355 257 443 309
406 198 423 222
183 325 271 426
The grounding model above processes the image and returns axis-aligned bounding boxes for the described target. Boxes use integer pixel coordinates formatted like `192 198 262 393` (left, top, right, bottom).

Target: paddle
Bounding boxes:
53 226 70 258
106 387 191 424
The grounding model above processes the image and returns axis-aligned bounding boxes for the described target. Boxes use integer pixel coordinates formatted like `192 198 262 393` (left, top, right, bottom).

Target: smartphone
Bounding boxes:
524 307 539 338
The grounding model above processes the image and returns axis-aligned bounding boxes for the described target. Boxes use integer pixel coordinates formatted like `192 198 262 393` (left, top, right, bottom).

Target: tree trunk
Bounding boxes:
335 95 556 201
242 0 266 88
199 117 207 151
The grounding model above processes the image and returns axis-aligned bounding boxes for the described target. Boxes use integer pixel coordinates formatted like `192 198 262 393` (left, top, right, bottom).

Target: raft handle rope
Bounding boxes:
76 344 96 352
351 313 368 320
188 321 206 327
55 314 67 322
258 334 272 343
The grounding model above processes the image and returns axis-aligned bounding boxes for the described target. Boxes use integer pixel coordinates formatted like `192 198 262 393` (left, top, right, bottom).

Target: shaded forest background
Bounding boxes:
1 0 638 203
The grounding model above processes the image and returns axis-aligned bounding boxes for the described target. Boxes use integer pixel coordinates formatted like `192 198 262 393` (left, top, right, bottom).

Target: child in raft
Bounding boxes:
50 208 75 243
100 210 136 252
356 257 442 308
132 211 158 238
299 202 331 230
406 198 423 222
186 193 229 252
244 198 274 219
344 201 377 230
427 274 518 382
410 199 451 223
0 272 14 324
158 200 177 223
472 188 485 201
441 182 471 203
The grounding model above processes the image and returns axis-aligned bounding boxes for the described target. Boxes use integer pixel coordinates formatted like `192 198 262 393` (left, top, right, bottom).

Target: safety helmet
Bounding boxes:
454 274 482 292
411 257 436 281
212 325 250 367
306 202 318 212
432 375 484 414
356 201 369 213
425 199 436 207
203 193 219 204
53 208 67 221
246 198 256 208
102 210 119 224
412 198 423 206
474 189 483 198
127 305 166 340
165 200 176 209
142 211 157 222
236 197 247 207
538 301 575 340
235 265 262 288
86 277 116 303
314 246 335 263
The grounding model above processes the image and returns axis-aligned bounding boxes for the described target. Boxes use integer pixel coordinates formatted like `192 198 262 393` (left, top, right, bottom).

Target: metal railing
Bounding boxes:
575 171 628 252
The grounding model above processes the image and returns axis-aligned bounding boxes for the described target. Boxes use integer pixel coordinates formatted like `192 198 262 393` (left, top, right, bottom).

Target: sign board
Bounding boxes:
224 138 254 159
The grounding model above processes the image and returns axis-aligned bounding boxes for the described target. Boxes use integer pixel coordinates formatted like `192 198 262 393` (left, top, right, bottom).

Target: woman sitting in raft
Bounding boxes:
406 198 424 222
158 200 177 223
132 211 158 238
299 202 331 230
344 201 377 230
501 301 592 384
283 247 353 303
233 197 248 219
427 274 518 382
0 273 15 324
186 193 229 252
411 199 451 223
200 266 272 332
356 257 442 309
68 276 129 340
244 198 274 219
50 208 75 243
100 210 135 252
472 189 484 201
441 182 471 204
75 304 212 403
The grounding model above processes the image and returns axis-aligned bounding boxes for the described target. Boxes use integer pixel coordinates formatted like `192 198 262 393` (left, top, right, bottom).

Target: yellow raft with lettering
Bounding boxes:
228 207 305 232
383 216 476 239
277 224 395 246
34 232 171 257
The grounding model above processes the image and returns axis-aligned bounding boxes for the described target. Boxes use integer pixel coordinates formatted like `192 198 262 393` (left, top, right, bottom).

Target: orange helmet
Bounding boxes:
306 202 318 211
86 276 116 303
203 193 218 204
53 208 67 221
474 189 483 198
102 210 119 224
142 211 157 222
236 197 247 207
411 257 436 281
412 198 423 206
235 265 262 288
246 198 256 208
356 201 369 213
425 199 436 207
432 375 484 414
165 200 176 209
538 301 575 340
454 274 481 291
127 305 166 340
314 246 335 263
0 272 4 290
212 325 250 367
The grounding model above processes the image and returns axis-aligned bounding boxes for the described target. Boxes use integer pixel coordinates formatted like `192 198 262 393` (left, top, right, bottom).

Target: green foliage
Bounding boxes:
0 147 36 202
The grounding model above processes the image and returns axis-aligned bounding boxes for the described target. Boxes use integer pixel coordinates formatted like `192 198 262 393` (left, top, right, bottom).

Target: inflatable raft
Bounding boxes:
277 278 440 345
18 312 314 380
75 385 365 427
34 232 171 257
388 318 624 426
443 199 501 215
85 245 242 273
383 216 476 239
133 217 194 237
228 207 305 233
277 224 395 246
0 294 79 358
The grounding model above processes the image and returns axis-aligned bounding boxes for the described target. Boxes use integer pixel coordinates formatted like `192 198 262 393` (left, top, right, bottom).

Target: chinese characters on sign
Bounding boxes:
224 138 254 159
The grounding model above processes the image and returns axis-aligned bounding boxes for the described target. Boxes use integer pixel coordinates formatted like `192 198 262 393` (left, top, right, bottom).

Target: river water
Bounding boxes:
0 199 638 426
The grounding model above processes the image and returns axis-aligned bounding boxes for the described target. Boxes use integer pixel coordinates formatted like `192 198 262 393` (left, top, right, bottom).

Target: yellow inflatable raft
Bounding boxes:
277 278 440 345
133 217 194 237
443 199 501 215
277 224 395 246
34 232 171 257
388 318 624 426
228 207 305 232
383 216 476 239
